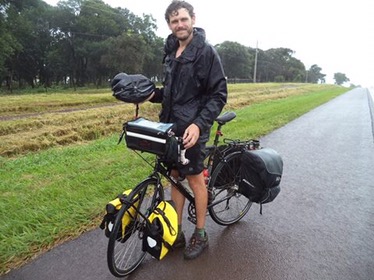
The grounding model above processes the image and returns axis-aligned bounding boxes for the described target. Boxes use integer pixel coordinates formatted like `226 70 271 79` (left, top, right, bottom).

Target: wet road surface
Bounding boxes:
2 88 374 280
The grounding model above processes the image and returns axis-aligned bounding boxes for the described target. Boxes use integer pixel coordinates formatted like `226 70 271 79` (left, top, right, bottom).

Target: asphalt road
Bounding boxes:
2 87 374 280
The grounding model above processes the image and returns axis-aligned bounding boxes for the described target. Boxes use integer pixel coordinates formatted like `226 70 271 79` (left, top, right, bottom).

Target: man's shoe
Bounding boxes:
173 231 186 249
184 232 208 260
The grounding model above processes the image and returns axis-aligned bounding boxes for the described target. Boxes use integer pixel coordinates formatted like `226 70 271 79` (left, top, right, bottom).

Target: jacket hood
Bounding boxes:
164 27 206 55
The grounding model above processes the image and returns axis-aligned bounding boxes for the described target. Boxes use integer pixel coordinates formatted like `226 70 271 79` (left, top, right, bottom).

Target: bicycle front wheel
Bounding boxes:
107 177 161 277
208 151 252 226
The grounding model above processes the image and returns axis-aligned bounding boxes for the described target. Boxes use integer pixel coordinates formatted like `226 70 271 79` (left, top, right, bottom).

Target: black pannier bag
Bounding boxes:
124 118 178 162
239 148 283 210
211 140 260 187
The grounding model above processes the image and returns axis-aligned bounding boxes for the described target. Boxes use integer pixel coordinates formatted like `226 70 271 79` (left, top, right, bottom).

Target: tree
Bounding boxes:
263 48 292 82
0 9 21 91
1 0 55 88
216 41 252 80
50 0 162 87
0 0 334 90
101 32 148 75
333 72 349 85
0 0 164 90
307 64 326 83
287 59 305 82
215 43 308 83
259 48 304 83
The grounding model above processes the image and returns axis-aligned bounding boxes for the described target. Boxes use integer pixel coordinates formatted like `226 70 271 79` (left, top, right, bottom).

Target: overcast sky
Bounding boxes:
45 0 373 88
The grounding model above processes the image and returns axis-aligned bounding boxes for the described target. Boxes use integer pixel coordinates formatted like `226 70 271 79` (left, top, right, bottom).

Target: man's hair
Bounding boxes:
165 1 195 23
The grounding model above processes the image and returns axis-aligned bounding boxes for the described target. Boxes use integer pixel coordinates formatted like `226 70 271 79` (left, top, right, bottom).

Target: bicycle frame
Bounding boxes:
129 111 240 224
121 109 262 226
134 153 225 225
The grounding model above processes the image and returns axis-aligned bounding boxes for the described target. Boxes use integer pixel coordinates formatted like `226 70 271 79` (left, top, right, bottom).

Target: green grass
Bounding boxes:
225 87 345 139
0 136 155 273
0 85 348 274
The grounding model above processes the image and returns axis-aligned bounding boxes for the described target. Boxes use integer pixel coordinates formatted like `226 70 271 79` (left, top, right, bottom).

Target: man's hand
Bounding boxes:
183 123 200 149
137 91 155 104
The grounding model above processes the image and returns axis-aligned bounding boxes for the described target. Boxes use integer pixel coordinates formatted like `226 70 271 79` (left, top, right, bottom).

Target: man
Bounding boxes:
149 0 227 260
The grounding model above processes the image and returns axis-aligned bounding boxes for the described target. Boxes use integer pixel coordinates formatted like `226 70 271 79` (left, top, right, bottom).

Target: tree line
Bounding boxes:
0 0 348 92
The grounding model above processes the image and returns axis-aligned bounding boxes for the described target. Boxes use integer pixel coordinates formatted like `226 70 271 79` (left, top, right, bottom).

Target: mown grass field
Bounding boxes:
0 83 341 157
0 83 349 275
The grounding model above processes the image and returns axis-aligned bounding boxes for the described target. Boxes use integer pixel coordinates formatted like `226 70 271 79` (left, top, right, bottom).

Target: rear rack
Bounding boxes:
224 138 261 150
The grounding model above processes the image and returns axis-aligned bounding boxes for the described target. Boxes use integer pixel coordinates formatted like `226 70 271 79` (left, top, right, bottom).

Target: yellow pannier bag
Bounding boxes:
142 200 178 260
100 189 139 242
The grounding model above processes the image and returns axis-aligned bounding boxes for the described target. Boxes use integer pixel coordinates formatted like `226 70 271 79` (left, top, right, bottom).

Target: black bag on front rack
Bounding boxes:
238 148 283 209
124 118 179 163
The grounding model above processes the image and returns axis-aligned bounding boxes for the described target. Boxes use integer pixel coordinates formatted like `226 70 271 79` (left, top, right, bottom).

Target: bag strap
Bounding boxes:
153 207 177 237
162 239 173 252
99 216 107 230
258 189 272 215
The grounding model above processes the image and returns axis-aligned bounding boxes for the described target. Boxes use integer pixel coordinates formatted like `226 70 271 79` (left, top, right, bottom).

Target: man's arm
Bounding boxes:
193 47 228 134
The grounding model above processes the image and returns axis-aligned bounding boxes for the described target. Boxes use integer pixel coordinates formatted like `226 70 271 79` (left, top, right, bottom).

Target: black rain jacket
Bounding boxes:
151 28 227 140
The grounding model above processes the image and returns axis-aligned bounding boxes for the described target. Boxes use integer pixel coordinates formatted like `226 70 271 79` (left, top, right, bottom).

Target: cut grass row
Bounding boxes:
0 84 349 275
1 83 340 158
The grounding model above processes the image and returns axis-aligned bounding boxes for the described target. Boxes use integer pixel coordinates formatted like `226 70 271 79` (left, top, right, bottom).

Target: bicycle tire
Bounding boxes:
208 151 252 226
107 177 162 277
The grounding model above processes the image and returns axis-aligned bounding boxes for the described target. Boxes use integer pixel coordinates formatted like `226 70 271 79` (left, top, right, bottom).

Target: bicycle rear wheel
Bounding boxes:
107 178 161 277
208 151 252 226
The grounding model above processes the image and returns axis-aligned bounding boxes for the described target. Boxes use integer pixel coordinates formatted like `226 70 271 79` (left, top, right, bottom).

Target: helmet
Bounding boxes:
111 72 155 104
142 200 178 260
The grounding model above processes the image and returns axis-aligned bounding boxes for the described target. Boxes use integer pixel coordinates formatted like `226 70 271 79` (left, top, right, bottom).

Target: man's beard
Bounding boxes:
175 28 193 41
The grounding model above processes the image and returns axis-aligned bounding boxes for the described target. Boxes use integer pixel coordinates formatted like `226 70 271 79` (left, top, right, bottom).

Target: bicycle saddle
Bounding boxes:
215 111 236 125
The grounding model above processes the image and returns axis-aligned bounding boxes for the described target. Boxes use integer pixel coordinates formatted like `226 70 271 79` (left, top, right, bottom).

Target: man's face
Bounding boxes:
167 8 195 41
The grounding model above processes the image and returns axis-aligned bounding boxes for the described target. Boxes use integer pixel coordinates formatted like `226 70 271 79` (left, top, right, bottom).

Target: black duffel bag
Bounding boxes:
238 148 283 211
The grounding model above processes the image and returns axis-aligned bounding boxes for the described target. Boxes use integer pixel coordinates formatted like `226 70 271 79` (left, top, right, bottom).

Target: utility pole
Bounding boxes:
253 41 258 83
